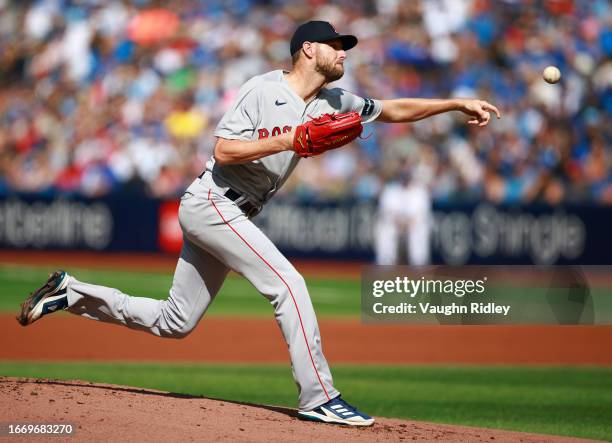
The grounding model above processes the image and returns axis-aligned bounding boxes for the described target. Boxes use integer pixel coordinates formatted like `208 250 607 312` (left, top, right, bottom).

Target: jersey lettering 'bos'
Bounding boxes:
258 126 293 139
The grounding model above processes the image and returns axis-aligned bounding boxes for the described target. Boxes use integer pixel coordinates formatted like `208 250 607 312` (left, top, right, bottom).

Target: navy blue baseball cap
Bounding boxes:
290 21 358 55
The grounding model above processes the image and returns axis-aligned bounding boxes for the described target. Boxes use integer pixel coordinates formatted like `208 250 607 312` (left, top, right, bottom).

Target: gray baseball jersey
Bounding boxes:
61 68 382 413
208 69 382 205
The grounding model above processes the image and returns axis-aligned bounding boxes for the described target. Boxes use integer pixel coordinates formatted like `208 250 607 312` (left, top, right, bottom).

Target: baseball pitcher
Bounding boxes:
18 21 500 426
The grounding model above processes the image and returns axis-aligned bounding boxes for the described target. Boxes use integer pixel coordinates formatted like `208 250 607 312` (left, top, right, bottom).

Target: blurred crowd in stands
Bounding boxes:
0 0 611 205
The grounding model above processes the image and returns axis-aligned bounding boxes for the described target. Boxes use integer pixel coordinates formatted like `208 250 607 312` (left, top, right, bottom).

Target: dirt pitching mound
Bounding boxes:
0 377 597 443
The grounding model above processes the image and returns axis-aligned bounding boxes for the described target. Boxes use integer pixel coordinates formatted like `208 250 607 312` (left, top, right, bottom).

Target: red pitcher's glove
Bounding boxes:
293 112 363 158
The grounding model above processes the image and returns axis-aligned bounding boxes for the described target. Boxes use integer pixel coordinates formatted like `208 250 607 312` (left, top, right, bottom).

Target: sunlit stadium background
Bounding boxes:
0 0 610 263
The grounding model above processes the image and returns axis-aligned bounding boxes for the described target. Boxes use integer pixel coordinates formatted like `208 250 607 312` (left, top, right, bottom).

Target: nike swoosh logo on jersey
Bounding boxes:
275 99 287 106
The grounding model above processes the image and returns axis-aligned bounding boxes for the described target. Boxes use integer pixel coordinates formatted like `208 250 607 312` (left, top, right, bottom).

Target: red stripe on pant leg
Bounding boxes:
207 190 331 402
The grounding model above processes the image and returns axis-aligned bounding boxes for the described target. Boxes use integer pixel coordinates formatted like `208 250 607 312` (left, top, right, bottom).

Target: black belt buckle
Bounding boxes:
243 204 260 218
225 189 260 218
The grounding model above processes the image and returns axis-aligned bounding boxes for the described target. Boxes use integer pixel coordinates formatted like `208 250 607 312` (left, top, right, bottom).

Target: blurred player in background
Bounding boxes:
375 168 432 266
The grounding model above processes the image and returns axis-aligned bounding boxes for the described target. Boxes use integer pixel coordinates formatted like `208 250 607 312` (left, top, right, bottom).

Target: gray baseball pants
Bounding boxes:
65 177 339 411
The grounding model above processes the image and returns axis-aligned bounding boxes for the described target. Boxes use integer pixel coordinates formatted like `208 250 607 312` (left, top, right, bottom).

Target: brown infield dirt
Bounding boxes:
0 377 600 443
1 250 611 441
2 316 612 364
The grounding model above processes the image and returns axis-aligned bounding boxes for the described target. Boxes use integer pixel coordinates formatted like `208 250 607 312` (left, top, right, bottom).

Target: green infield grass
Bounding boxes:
0 362 610 441
0 264 361 317
3 264 612 322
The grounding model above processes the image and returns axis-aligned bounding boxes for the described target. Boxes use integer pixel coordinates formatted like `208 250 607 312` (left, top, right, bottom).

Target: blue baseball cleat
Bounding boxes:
298 396 375 426
17 270 71 326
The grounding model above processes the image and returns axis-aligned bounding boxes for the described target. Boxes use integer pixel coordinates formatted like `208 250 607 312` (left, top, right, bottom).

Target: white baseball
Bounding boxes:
543 66 561 84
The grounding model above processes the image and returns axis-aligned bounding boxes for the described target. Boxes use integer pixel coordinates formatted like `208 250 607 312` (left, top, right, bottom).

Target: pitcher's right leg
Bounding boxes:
179 189 339 411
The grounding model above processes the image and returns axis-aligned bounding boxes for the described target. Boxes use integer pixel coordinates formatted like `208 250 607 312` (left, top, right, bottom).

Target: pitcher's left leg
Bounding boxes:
65 237 229 337
18 236 229 339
